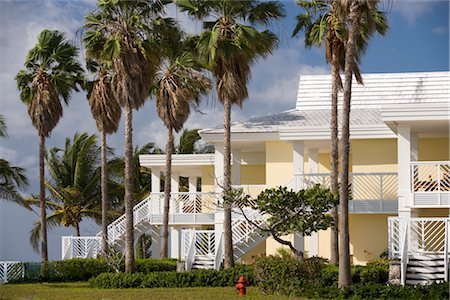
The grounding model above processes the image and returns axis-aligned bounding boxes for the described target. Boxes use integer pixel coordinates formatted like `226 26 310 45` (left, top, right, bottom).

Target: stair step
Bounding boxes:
406 279 441 286
409 254 445 260
407 266 445 273
408 260 445 267
407 273 445 280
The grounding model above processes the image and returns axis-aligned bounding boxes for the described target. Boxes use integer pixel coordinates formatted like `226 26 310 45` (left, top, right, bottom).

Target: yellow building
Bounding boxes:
64 71 449 284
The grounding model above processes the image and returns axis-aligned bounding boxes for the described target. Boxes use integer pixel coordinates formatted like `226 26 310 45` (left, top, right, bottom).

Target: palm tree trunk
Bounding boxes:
223 97 234 269
339 0 361 289
161 126 174 258
75 223 81 237
39 133 48 263
124 104 135 273
101 130 108 255
330 37 340 266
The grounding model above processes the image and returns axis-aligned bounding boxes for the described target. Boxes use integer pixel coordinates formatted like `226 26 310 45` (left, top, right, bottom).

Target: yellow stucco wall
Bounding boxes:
265 141 293 187
201 165 215 192
241 165 266 185
419 138 450 161
351 139 397 173
240 240 266 263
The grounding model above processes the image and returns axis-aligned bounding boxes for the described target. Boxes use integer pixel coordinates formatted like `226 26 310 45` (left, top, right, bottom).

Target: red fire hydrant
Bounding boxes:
235 275 247 296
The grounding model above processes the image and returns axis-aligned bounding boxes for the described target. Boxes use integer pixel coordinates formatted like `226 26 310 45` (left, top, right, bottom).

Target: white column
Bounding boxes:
170 172 179 214
308 148 319 174
397 126 415 217
170 226 182 259
171 172 179 193
232 149 241 186
292 141 305 191
293 232 304 257
150 225 161 259
308 148 319 257
188 176 197 213
151 167 161 213
214 143 224 195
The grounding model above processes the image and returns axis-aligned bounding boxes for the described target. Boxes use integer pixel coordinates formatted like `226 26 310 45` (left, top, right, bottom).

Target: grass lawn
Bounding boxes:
0 282 305 300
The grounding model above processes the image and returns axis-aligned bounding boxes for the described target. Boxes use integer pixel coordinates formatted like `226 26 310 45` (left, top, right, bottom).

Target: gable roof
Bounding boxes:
200 71 450 140
296 71 450 110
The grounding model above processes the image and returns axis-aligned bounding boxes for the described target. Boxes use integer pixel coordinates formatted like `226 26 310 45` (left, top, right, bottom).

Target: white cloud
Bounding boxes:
432 25 448 35
392 0 434 25
0 145 18 162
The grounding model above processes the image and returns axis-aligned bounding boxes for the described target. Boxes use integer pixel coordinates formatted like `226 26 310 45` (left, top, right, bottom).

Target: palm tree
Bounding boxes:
0 115 29 206
154 37 211 258
84 0 175 272
83 57 122 255
15 29 83 263
293 0 388 265
26 133 112 251
336 0 386 288
176 0 285 269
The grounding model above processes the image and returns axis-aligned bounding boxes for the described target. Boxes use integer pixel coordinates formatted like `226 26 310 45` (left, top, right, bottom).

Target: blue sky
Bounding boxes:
0 0 449 261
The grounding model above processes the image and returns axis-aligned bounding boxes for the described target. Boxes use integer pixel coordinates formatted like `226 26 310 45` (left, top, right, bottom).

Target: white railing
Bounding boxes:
151 192 217 214
0 261 24 284
389 217 449 258
231 209 266 245
389 217 450 285
61 236 101 259
185 233 196 271
411 161 450 207
214 232 224 270
295 172 398 201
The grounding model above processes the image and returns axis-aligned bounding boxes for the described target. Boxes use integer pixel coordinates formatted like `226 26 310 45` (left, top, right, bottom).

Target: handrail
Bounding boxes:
410 161 450 165
445 220 449 282
400 218 409 286
185 232 196 271
214 232 224 270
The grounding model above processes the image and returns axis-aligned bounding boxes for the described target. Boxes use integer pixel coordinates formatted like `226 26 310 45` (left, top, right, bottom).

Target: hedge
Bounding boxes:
89 264 254 289
18 258 177 282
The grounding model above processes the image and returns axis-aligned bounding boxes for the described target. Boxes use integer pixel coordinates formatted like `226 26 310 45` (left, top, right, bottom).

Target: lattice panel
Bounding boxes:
194 231 215 256
409 219 446 253
412 164 439 192
0 262 23 283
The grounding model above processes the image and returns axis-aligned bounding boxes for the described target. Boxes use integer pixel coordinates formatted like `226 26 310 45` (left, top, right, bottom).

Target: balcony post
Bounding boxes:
308 148 319 256
214 142 224 197
151 167 161 213
188 176 197 213
150 225 161 259
232 149 241 186
171 172 179 214
293 141 305 191
170 226 182 259
397 125 417 217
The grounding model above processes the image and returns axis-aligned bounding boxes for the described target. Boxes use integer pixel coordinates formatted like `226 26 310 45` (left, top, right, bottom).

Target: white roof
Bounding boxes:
296 71 450 110
200 71 450 139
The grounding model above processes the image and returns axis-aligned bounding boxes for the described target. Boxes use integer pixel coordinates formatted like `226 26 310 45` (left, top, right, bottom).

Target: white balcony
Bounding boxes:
411 161 450 208
294 172 398 213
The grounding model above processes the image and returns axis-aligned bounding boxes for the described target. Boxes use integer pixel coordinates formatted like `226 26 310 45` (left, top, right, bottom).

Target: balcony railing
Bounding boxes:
294 172 398 213
150 192 217 215
411 161 450 207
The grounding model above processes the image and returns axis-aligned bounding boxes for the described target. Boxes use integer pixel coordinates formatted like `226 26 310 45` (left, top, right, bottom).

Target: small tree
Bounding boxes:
236 185 337 259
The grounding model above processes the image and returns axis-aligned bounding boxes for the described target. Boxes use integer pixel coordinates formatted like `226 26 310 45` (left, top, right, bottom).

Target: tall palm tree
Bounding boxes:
176 0 285 269
0 115 29 206
154 38 211 258
336 0 385 288
293 0 387 265
26 133 114 250
15 29 83 263
84 57 122 255
84 0 174 272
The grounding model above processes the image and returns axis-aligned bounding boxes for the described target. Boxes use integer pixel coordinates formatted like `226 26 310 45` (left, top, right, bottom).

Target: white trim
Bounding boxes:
279 124 396 140
199 131 279 143
139 154 215 167
382 103 450 123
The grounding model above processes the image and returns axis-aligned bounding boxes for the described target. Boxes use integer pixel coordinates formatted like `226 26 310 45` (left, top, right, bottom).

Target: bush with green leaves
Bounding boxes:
89 264 254 288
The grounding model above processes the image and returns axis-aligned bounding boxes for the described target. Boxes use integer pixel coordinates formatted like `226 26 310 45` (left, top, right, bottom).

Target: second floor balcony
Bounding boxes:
411 161 450 207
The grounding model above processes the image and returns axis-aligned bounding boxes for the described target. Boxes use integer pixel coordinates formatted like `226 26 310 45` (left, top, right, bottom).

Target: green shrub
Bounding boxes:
89 265 254 289
253 256 327 296
135 258 176 273
52 258 111 281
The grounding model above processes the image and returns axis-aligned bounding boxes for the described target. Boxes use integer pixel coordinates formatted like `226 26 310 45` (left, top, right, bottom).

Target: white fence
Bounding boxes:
411 161 450 207
0 261 24 283
61 236 101 259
